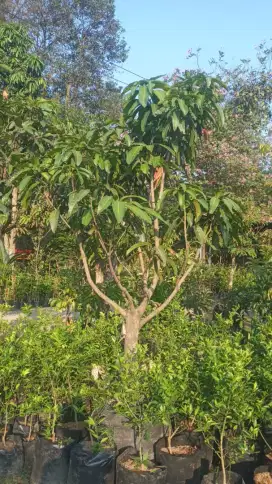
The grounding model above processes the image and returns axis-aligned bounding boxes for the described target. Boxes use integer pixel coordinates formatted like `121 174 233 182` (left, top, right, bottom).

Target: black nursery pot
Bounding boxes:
55 421 88 442
0 436 24 478
231 453 261 484
116 447 167 484
67 440 116 484
30 437 71 484
23 439 36 478
155 432 211 484
158 446 202 484
202 470 245 484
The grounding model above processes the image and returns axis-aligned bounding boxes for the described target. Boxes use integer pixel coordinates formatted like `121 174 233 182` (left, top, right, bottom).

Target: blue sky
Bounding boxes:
114 0 272 85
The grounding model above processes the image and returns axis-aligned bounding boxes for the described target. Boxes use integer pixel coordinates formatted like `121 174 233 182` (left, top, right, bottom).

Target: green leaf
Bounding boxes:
0 202 8 214
151 103 159 115
129 204 152 224
87 417 96 426
223 197 241 213
112 200 126 224
167 258 178 276
126 146 143 165
144 207 167 224
172 112 179 131
153 89 166 102
68 189 90 215
140 163 149 174
19 175 32 192
220 209 231 231
82 210 92 226
158 144 175 156
178 192 185 208
73 150 82 166
178 99 189 116
194 226 207 244
49 209 60 233
209 196 220 214
198 198 209 211
156 246 167 266
172 112 186 133
187 211 194 226
138 85 149 107
126 242 149 256
97 195 113 214
193 200 202 221
104 160 111 173
0 63 12 73
141 111 150 132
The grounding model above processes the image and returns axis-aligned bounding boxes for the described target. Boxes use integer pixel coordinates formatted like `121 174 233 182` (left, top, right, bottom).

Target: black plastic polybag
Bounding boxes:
67 440 115 484
116 447 167 484
0 436 24 478
202 471 245 484
30 438 71 484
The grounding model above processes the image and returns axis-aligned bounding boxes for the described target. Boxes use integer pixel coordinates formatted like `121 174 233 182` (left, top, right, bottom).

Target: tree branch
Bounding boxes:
79 243 127 317
140 262 196 327
138 247 148 293
91 205 134 308
138 169 165 315
108 248 135 308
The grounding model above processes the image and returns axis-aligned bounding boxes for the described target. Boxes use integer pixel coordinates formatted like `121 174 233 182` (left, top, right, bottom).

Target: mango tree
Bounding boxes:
19 73 243 352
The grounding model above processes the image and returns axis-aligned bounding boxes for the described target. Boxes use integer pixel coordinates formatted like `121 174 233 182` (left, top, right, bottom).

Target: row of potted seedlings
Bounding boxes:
1 410 272 484
0 311 272 483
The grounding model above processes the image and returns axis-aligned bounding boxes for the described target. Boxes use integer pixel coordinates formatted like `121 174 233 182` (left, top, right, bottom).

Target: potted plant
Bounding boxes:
67 412 116 484
197 330 262 484
29 324 74 484
0 323 24 477
250 316 272 460
110 346 167 483
151 349 208 484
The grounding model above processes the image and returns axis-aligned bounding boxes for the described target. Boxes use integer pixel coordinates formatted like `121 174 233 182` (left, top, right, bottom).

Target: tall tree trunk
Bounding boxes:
95 263 104 284
200 244 206 262
10 187 18 256
3 187 18 257
228 255 236 290
0 236 9 263
124 310 141 353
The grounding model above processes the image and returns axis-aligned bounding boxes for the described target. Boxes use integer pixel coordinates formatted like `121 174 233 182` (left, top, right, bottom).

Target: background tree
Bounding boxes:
0 0 128 113
0 23 47 259
0 22 45 98
182 45 272 264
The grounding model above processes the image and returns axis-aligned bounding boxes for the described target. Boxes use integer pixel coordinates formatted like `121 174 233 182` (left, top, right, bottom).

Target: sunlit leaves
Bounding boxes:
126 145 143 165
138 85 149 107
112 199 126 224
128 204 152 224
0 23 45 97
209 196 220 214
178 99 188 116
194 226 208 245
81 210 92 226
68 189 90 215
49 209 60 233
126 242 149 256
123 72 226 168
97 195 113 214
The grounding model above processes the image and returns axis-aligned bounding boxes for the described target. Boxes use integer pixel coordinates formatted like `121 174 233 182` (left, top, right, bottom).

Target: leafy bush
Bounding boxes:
196 326 263 483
